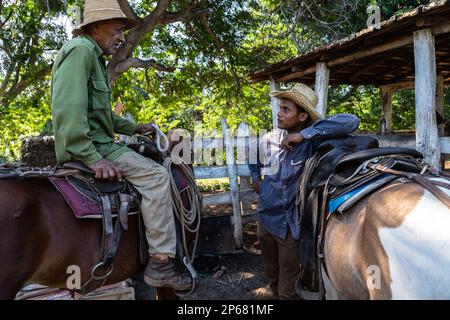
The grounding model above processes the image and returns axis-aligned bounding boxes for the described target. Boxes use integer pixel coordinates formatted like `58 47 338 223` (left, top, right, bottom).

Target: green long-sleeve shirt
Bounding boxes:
51 34 137 165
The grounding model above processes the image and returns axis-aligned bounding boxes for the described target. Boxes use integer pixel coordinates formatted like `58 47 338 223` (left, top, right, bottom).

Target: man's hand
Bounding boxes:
88 159 123 181
135 122 156 135
281 133 304 151
252 178 262 194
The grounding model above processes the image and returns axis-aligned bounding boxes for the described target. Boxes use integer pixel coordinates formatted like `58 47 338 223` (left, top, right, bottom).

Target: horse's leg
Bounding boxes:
0 180 55 299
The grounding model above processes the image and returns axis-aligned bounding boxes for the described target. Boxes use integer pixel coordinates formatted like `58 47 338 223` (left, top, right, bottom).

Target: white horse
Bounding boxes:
323 177 450 299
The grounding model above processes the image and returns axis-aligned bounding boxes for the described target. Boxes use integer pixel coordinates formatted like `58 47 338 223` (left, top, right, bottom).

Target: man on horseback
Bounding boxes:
50 0 191 290
249 83 359 299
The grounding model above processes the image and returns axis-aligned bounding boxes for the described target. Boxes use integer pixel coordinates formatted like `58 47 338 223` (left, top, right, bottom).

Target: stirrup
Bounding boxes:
174 256 198 298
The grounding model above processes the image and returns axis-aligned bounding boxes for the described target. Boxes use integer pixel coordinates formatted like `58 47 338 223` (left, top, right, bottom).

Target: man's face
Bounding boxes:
91 19 127 56
277 98 309 131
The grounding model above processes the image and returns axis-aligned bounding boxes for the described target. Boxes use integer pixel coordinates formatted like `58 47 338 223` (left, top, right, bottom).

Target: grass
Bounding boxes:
197 178 230 192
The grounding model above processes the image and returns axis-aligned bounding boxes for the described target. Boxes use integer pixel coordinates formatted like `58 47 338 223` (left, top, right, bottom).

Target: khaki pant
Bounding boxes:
113 151 176 258
258 221 300 300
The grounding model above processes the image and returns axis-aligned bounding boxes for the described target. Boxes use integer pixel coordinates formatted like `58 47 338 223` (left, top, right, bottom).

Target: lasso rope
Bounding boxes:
163 157 202 263
150 124 169 153
149 124 202 262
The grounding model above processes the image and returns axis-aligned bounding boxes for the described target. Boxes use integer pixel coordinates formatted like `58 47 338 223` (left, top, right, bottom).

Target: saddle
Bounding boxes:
295 135 450 300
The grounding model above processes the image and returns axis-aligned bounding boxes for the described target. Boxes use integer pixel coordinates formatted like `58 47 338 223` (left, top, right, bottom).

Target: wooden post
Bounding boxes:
380 89 393 133
315 62 330 117
413 29 440 169
270 77 280 129
237 122 252 217
436 74 445 136
222 118 243 249
237 122 251 188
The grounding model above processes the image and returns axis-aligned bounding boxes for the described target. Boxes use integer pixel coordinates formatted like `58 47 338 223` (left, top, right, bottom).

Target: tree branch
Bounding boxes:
2 64 52 107
200 14 224 51
114 58 175 75
162 8 211 25
141 0 171 33
117 0 141 23
0 10 13 30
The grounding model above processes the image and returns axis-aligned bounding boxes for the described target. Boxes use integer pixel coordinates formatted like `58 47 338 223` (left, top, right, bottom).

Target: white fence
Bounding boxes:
192 119 258 250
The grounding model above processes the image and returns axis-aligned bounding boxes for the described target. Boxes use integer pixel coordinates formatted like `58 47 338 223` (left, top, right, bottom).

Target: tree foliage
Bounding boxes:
0 0 444 161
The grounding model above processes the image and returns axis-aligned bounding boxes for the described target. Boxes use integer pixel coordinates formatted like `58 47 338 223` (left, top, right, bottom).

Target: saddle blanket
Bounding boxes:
327 173 391 215
48 176 139 219
49 167 188 219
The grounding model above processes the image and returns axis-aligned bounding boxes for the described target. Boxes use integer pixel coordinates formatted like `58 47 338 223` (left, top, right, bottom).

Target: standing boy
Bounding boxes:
249 83 359 299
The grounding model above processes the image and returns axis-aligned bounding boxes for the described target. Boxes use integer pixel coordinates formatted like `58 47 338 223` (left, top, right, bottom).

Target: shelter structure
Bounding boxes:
249 0 450 168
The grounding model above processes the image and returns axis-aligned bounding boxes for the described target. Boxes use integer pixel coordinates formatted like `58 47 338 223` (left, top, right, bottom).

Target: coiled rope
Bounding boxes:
163 157 202 263
150 124 202 262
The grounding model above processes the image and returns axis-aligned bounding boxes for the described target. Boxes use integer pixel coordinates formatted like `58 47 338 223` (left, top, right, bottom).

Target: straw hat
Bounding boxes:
73 0 139 34
270 83 321 122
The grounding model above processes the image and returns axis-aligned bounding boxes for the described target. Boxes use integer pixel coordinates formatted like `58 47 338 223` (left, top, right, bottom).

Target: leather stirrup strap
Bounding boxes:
100 195 113 262
118 193 130 230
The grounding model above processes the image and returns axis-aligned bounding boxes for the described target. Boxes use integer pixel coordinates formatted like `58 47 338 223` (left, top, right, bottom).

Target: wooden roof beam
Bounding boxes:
275 20 450 83
349 55 396 80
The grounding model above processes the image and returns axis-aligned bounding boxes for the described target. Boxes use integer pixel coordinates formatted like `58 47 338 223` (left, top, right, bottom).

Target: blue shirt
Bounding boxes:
248 114 359 240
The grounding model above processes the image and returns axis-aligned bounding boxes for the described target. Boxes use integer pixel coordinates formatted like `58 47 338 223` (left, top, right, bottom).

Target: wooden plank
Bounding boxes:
222 118 243 249
193 165 251 179
202 190 258 206
315 62 330 117
361 134 450 154
441 137 450 154
379 81 415 92
202 192 232 206
380 89 393 132
361 134 416 148
270 78 280 129
194 166 228 179
414 28 441 169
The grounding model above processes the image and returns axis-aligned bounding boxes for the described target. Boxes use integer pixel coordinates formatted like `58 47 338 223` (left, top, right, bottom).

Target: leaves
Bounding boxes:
0 0 443 162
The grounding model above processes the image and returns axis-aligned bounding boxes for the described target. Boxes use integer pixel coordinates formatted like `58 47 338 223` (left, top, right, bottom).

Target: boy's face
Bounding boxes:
277 98 309 131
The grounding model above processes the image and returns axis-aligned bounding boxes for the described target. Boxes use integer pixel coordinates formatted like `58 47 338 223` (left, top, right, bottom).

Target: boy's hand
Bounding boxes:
281 133 304 151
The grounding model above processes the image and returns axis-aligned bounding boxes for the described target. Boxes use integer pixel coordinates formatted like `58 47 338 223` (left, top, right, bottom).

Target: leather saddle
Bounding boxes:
295 135 434 300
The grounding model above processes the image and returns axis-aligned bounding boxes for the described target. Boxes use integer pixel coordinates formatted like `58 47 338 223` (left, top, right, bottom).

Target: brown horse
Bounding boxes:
0 160 198 300
322 177 450 299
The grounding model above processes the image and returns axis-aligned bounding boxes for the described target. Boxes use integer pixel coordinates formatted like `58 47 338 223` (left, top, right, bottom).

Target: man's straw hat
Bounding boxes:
270 83 321 122
73 0 139 34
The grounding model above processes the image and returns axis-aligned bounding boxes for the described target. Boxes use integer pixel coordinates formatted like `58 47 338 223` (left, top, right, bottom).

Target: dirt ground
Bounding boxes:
132 220 276 300
184 221 276 300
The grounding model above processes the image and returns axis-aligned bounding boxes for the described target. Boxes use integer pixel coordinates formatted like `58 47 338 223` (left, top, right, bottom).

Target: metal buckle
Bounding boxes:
91 262 114 281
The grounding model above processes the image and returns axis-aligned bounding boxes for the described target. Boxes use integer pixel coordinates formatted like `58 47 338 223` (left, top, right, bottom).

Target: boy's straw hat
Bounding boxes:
270 83 321 122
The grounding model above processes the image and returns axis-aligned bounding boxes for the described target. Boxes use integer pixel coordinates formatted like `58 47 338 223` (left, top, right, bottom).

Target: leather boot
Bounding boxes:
144 256 192 290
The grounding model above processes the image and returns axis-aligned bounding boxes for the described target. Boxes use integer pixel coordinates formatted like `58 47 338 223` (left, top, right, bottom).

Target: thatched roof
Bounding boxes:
249 0 450 87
